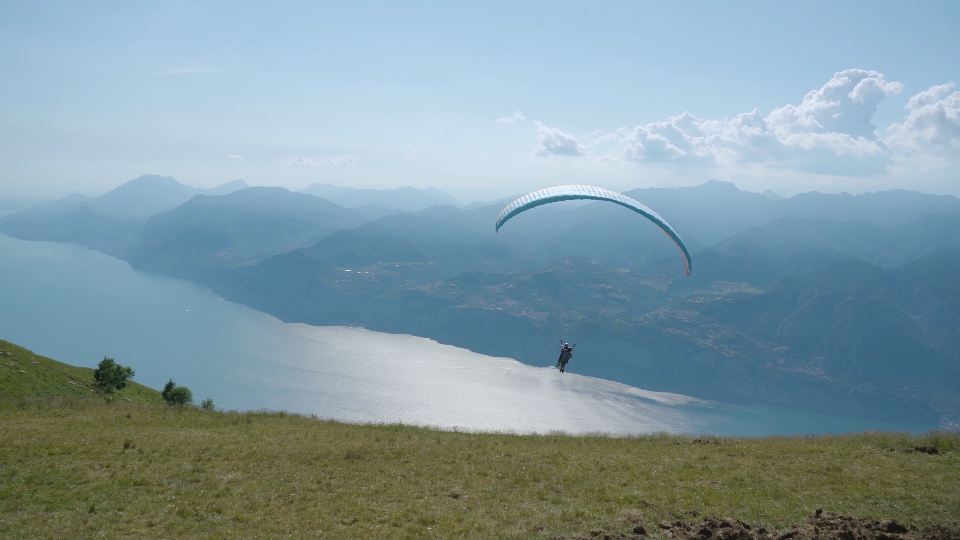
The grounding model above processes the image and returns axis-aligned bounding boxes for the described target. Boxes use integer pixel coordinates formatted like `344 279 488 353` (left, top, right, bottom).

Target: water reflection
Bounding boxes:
0 234 931 435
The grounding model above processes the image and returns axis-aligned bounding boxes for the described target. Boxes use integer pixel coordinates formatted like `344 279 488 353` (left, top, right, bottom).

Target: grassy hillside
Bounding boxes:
0 339 163 404
1 397 958 539
0 341 957 538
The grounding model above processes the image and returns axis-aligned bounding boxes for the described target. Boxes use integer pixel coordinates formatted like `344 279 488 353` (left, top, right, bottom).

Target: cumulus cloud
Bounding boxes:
601 69 903 174
289 154 355 166
532 121 586 156
884 83 960 159
289 156 314 166
495 110 585 156
501 69 960 176
320 154 356 166
226 154 243 160
497 111 527 124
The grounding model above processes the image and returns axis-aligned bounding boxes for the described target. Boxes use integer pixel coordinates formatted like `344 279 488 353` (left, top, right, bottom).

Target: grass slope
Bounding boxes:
1 398 958 539
0 339 163 404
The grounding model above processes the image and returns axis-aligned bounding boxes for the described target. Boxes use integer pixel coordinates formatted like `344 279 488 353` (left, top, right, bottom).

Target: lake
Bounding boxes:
0 233 933 435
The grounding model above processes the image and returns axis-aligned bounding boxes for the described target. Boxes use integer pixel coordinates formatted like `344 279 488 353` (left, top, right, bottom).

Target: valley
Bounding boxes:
4 175 960 426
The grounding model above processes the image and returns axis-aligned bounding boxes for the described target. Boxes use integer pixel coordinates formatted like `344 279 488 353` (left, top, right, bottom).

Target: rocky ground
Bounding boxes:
558 510 960 540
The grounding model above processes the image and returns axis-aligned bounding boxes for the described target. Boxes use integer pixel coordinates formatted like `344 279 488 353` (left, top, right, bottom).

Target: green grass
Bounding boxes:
0 339 163 404
1 398 958 539
2 339 958 538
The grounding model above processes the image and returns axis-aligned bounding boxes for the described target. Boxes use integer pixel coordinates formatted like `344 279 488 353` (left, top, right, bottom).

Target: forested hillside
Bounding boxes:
4 175 960 424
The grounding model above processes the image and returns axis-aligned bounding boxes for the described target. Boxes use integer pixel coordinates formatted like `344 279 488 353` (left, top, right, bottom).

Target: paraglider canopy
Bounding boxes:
495 185 692 276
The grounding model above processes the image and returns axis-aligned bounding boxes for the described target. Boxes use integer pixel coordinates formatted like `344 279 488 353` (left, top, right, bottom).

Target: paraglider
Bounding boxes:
557 342 574 373
495 185 692 276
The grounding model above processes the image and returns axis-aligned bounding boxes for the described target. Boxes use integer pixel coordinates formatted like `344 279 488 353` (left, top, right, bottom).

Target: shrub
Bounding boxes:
167 386 193 406
200 398 215 411
161 379 175 402
93 357 134 392
161 379 193 406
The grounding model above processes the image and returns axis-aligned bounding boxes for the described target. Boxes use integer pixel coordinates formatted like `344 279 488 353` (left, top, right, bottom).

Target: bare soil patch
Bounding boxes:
557 511 960 540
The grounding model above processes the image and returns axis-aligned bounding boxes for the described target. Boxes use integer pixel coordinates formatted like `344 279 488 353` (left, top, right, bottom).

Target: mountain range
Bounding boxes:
298 183 462 212
3 174 959 425
127 187 369 279
0 175 248 255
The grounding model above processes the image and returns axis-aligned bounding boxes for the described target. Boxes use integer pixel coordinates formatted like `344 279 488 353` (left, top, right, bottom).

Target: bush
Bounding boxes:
200 398 215 410
161 379 193 406
167 386 193 406
161 379 175 402
93 357 134 392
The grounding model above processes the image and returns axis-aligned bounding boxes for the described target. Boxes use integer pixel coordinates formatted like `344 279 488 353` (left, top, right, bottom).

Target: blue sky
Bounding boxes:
1 1 958 202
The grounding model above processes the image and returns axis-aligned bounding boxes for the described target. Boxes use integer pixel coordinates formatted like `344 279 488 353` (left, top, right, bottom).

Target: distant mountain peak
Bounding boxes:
120 174 182 188
298 182 356 197
762 189 784 201
699 179 742 191
100 175 192 197
199 179 249 196
298 185 461 212
219 179 248 189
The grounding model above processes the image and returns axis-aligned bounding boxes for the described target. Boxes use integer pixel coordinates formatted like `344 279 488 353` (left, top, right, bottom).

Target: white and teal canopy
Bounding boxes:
495 185 692 275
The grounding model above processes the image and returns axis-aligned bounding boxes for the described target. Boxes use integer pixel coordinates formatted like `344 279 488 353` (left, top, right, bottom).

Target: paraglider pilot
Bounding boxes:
557 343 573 373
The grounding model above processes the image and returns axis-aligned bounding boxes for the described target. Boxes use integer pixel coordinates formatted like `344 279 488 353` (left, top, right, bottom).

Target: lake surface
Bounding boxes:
0 233 933 435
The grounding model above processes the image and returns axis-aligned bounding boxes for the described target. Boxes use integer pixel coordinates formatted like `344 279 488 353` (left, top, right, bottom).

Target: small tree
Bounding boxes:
161 379 193 406
167 385 193 406
93 357 134 392
200 398 215 410
161 379 176 402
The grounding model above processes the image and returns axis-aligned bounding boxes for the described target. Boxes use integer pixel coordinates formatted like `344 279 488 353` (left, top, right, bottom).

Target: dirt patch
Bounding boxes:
774 510 958 540
554 510 960 540
673 439 722 446
616 510 644 524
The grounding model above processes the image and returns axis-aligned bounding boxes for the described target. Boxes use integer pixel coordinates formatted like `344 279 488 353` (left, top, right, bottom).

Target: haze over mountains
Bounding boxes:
3 174 960 426
297 183 462 212
128 187 369 278
0 175 249 255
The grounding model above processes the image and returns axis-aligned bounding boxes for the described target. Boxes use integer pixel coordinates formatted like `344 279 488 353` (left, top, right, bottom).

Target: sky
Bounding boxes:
1 0 959 203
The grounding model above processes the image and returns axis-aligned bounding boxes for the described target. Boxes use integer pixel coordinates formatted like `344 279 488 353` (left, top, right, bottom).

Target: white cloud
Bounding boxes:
503 69 947 176
496 110 585 156
289 154 355 167
289 156 315 166
403 150 419 160
497 111 586 156
497 111 527 124
320 154 356 166
605 69 903 175
884 83 960 159
226 154 243 160
532 121 586 156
